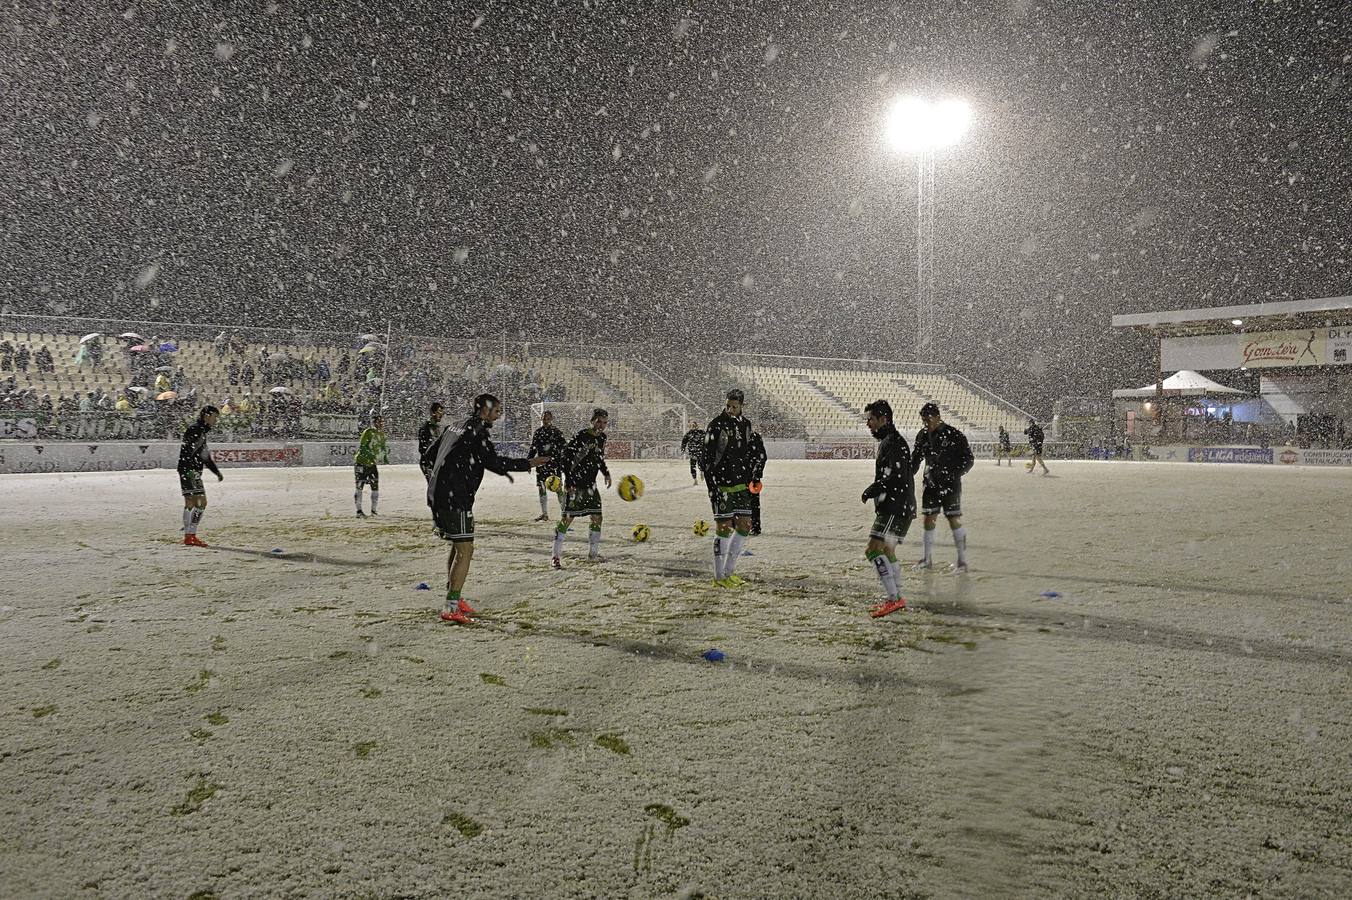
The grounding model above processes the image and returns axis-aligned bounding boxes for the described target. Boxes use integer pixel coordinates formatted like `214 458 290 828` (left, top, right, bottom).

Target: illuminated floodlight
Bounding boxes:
1231 318 1243 326
882 96 972 154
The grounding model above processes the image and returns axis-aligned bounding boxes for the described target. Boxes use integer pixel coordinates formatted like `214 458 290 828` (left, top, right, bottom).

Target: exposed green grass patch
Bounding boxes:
479 673 506 686
354 741 378 759
443 811 484 838
328 650 352 659
359 687 383 699
205 711 229 726
401 655 425 665
211 635 226 651
31 704 57 718
184 670 213 694
528 728 576 749
523 707 567 716
595 734 631 755
41 658 61 670
644 803 689 830
189 728 213 744
170 776 221 816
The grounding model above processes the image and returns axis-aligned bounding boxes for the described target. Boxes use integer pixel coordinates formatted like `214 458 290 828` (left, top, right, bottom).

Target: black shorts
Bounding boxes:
711 486 753 520
432 506 474 542
178 468 205 497
355 464 379 490
921 480 961 517
870 512 913 541
999 440 1012 452
1030 443 1044 456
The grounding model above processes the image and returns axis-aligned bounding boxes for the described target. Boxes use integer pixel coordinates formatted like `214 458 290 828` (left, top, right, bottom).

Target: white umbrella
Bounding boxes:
80 333 101 343
359 343 382 354
127 386 150 394
269 386 293 394
154 365 174 372
119 332 143 340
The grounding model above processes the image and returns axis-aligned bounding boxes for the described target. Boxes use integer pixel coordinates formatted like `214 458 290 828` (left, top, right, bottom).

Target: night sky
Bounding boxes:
3 1 1349 412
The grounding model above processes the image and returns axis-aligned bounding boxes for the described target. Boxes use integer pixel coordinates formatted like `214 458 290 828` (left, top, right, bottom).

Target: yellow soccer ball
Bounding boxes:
544 474 563 492
632 523 651 542
692 519 710 537
617 474 644 502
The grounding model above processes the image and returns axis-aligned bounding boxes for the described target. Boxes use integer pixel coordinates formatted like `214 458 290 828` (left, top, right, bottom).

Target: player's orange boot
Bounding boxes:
869 598 907 618
184 534 209 548
456 598 479 617
439 610 471 624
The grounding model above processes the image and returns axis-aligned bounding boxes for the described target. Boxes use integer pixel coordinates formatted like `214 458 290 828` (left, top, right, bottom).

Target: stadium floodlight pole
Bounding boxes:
881 95 972 356
379 319 394 416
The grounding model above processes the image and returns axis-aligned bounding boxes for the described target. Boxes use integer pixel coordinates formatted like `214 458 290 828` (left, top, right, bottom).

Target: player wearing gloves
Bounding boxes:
860 400 915 617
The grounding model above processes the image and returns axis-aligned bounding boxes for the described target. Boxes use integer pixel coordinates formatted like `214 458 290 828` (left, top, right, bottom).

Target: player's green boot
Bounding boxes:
724 574 747 587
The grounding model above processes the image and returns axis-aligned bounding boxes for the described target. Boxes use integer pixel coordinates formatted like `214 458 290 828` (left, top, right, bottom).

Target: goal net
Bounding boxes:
530 402 688 456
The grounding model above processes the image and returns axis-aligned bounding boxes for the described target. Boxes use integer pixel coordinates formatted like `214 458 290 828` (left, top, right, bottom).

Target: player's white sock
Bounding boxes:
354 488 363 512
953 527 967 566
370 491 379 514
725 531 747 576
885 545 902 583
181 508 193 533
588 526 601 559
922 528 934 564
189 507 204 535
870 552 900 600
552 524 566 559
713 534 727 579
539 491 549 516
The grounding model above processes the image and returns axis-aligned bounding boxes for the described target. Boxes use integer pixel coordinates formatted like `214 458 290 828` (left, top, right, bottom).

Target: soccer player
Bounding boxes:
528 410 568 522
860 400 915 617
423 394 549 624
354 415 389 517
747 428 767 536
178 405 223 547
1024 418 1049 474
680 426 706 483
996 425 1013 466
911 402 975 573
704 389 756 586
551 409 612 567
417 402 445 480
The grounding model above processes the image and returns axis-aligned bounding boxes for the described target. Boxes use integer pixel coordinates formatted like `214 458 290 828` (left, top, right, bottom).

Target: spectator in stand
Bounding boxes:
337 353 351 376
39 393 53 414
318 358 331 383
16 344 31 372
79 392 94 414
0 340 13 370
155 371 172 394
116 394 133 413
87 336 103 369
228 360 240 386
242 362 255 386
36 345 55 373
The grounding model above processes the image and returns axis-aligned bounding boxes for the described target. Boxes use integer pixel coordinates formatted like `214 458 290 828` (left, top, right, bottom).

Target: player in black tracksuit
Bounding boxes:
861 400 916 616
1024 419 1049 474
417 402 445 480
550 409 611 567
911 402 974 572
178 405 223 547
528 410 568 521
422 393 548 623
747 430 767 536
705 389 756 585
680 426 706 483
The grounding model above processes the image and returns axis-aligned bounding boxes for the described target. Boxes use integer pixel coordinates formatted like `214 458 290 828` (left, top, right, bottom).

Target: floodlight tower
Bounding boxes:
882 96 972 355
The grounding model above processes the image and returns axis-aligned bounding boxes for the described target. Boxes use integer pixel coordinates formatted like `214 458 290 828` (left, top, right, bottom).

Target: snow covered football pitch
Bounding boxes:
2 460 1349 899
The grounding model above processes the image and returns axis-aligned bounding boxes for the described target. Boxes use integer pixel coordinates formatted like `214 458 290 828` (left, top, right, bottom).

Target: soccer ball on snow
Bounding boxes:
617 474 644 501
1025 462 1034 471
544 474 563 492
631 523 651 542
692 519 710 537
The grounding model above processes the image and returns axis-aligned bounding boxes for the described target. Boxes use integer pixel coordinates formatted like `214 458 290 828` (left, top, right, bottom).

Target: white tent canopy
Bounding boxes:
1113 370 1247 399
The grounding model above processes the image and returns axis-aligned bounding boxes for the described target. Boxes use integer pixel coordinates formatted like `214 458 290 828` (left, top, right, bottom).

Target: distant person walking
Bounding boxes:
996 425 1013 466
1024 418 1049 475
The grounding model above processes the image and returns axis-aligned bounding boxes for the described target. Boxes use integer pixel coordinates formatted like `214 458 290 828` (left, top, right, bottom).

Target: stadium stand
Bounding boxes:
2 323 1030 444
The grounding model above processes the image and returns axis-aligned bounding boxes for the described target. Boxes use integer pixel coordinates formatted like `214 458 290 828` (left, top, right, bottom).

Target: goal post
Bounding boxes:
530 401 688 458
